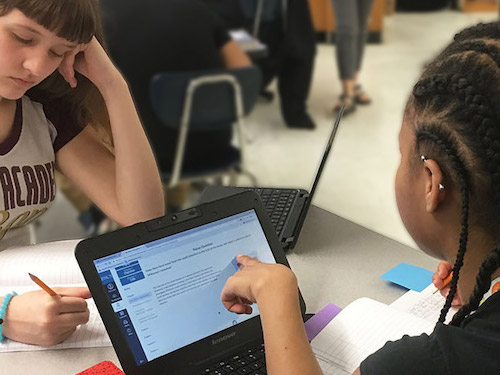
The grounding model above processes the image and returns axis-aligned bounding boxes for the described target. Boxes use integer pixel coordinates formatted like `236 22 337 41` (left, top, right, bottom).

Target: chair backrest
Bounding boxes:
150 65 261 131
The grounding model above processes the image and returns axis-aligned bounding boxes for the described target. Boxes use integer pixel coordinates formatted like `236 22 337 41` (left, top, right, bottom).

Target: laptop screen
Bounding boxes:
93 209 276 366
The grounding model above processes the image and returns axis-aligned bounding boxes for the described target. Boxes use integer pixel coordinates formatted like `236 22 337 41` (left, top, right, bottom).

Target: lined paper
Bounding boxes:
390 284 459 324
0 240 112 352
0 240 84 286
311 298 434 374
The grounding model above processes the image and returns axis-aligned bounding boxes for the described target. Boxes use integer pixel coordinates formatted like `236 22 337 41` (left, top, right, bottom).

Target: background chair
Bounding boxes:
150 65 261 188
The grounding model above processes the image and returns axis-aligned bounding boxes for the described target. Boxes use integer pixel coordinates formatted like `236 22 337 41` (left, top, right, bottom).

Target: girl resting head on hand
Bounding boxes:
0 0 163 346
0 0 110 141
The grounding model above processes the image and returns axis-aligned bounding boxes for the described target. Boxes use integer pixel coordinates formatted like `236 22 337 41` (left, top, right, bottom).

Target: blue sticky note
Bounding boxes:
380 263 433 292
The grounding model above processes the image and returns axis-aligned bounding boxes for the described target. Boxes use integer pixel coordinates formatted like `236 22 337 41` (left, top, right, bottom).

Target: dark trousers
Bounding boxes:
256 0 316 121
278 53 315 121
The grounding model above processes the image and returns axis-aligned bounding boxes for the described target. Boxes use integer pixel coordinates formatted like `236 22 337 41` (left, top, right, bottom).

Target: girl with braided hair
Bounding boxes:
219 22 500 374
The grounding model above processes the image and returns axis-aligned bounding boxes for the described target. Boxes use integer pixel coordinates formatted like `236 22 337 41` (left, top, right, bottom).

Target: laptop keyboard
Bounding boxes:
243 188 297 236
199 343 266 374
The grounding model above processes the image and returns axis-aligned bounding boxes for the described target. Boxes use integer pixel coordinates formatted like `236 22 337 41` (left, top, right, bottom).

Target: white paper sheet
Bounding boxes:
311 298 434 374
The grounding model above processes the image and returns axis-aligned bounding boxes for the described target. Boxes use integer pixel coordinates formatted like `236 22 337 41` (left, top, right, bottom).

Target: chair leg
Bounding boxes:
235 120 254 145
213 176 224 186
241 169 258 187
241 124 255 144
229 171 239 186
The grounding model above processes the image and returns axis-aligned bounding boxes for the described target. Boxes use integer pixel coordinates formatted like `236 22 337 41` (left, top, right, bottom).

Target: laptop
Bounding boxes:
75 191 306 375
200 105 345 251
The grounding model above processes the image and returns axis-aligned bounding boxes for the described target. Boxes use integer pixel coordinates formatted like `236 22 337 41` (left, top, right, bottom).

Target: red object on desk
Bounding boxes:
76 361 124 375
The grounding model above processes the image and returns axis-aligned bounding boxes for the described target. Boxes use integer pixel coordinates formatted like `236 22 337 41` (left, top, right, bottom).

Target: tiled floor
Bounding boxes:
36 10 498 248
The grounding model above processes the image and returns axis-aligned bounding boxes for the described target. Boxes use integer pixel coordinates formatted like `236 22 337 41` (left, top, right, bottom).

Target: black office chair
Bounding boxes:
150 65 261 188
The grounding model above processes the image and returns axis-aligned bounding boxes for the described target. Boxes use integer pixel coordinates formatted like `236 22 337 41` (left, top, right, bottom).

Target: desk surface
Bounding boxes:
1 206 437 374
288 206 436 312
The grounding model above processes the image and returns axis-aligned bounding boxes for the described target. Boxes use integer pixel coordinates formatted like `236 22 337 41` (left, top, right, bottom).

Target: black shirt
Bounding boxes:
100 0 232 171
360 292 500 374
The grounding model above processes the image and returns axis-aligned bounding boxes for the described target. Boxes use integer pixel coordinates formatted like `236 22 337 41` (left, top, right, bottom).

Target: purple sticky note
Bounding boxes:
304 304 343 341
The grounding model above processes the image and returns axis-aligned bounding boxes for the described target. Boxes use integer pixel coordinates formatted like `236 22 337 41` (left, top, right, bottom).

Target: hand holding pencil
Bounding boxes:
0 274 92 346
432 261 463 306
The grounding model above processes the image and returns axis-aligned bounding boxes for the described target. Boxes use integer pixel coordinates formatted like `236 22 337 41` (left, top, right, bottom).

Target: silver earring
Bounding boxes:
421 156 444 191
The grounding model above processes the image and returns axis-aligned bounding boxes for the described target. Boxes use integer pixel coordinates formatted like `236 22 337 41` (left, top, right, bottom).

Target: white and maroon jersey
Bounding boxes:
0 95 84 250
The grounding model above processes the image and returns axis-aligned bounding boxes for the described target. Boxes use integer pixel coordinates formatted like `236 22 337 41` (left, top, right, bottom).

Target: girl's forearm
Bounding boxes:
97 74 164 224
258 291 323 375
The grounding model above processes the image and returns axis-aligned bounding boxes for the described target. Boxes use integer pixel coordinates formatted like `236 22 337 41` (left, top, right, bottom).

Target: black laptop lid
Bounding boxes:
76 192 304 375
308 104 345 201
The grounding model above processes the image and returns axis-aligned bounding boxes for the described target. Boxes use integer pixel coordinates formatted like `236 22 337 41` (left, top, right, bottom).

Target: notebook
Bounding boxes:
311 284 459 374
0 240 111 352
75 191 306 375
200 106 345 251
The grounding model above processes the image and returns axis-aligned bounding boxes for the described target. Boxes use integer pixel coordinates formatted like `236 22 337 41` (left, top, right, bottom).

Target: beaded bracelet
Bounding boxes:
0 292 18 342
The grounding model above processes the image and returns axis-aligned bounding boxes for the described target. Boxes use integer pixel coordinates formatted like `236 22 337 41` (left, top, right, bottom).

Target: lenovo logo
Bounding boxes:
212 332 236 345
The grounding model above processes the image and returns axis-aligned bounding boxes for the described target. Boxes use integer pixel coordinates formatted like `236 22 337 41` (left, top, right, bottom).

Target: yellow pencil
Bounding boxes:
433 272 453 295
28 273 58 296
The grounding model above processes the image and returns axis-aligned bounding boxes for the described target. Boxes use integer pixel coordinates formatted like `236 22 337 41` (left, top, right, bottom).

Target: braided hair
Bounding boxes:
407 22 500 326
454 22 500 42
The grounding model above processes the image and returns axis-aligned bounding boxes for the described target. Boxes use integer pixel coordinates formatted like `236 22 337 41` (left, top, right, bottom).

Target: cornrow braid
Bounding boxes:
423 40 500 80
414 70 500 223
454 22 500 42
414 59 499 124
451 247 500 326
434 71 500 179
416 128 471 324
439 40 500 70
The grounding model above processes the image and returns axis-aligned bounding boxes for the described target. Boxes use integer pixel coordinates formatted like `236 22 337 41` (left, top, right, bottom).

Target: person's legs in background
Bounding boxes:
204 0 317 129
278 0 316 129
331 0 374 114
255 17 285 102
353 0 374 105
278 53 316 129
255 0 316 129
331 0 359 114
